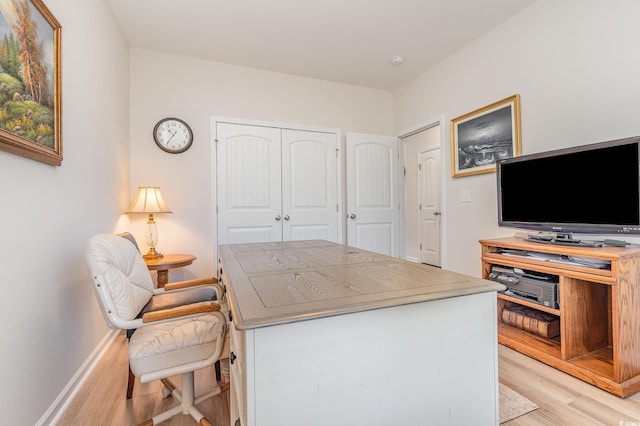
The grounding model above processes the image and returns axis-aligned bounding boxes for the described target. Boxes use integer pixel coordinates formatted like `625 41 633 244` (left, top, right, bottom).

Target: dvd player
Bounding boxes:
488 265 559 309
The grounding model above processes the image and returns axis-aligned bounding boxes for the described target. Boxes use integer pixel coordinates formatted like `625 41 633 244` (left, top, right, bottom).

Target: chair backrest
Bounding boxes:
117 231 141 252
86 233 155 329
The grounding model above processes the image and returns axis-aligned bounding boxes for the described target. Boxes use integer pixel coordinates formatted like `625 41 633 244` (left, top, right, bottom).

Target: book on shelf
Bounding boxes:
502 305 560 338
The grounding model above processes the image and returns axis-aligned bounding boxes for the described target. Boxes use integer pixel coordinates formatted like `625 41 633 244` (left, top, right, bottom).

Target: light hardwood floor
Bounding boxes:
58 331 640 425
499 345 640 425
57 331 230 426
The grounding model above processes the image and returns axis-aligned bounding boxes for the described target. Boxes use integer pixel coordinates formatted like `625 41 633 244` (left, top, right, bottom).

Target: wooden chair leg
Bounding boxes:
127 364 135 399
215 360 221 382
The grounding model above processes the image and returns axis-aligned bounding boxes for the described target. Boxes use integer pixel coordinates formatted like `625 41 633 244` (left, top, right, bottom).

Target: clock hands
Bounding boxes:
164 128 177 143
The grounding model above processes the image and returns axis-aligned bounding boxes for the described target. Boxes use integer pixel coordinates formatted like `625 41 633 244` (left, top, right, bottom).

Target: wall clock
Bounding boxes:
153 117 193 154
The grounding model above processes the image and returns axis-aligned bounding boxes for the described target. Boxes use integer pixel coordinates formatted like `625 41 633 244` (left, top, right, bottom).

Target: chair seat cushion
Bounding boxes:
128 314 222 380
126 286 219 339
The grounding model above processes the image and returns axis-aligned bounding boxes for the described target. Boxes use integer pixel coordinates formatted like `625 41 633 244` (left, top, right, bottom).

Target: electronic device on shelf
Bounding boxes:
526 233 603 247
496 135 640 246
488 265 559 308
497 247 612 269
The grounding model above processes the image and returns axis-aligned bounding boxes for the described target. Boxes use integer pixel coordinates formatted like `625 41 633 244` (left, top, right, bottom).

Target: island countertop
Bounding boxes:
218 240 505 330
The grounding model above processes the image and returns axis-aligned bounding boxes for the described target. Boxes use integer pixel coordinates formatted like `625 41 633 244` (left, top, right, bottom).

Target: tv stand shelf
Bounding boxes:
481 237 640 397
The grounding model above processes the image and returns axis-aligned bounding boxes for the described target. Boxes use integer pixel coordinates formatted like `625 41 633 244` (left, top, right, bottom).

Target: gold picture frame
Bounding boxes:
0 0 62 166
450 94 521 178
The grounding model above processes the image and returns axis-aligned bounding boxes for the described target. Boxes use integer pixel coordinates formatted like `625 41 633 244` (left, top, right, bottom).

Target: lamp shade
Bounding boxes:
127 187 173 214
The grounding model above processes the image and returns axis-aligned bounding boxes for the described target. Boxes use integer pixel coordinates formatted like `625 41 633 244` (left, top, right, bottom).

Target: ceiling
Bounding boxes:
106 0 536 91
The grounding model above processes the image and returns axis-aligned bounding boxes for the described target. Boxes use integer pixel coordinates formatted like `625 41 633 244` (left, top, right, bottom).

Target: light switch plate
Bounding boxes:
460 189 471 202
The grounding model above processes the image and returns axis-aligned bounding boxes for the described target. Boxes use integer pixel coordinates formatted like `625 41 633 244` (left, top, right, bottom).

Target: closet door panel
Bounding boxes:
217 123 282 244
282 129 338 242
346 132 399 256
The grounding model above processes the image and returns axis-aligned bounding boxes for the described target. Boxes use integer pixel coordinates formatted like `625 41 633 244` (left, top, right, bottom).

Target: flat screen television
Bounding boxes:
497 135 640 245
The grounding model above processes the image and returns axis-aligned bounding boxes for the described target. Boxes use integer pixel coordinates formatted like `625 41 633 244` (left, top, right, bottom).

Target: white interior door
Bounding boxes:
282 129 338 242
346 132 399 256
419 147 441 266
401 125 442 266
216 123 282 244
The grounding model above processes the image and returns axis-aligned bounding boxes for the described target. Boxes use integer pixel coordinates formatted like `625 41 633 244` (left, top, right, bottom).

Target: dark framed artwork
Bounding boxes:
450 94 521 178
0 0 62 166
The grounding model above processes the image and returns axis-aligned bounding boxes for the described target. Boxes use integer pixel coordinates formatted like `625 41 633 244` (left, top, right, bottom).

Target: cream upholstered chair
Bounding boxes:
109 232 226 399
86 234 229 425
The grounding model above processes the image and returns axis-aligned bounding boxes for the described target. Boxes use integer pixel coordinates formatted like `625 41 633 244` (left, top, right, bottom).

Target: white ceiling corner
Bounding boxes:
106 0 536 91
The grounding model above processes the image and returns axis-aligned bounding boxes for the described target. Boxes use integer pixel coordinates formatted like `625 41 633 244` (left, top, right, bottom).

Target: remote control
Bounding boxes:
528 234 553 241
603 239 630 247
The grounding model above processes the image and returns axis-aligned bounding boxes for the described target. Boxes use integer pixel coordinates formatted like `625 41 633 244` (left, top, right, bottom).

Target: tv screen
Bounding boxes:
497 136 640 236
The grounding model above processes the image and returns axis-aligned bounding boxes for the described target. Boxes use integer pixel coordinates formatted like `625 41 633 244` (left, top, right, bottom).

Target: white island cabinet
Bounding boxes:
218 240 505 426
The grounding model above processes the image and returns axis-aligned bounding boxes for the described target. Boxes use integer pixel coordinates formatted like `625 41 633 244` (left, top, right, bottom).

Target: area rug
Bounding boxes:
499 383 538 423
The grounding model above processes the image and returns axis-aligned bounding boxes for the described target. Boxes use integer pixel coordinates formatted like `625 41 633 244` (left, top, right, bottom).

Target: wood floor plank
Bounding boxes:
499 345 640 425
57 331 229 426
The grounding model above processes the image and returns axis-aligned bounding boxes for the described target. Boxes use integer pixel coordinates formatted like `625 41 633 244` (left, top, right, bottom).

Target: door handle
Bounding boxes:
349 214 356 219
284 215 290 221
275 215 281 221
433 211 441 216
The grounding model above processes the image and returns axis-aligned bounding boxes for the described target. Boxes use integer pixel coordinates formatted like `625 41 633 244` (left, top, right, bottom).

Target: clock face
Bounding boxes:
153 118 193 153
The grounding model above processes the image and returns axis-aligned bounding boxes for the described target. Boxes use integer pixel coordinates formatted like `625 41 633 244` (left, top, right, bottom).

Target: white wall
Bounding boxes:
0 1 130 424
394 0 640 277
129 48 394 279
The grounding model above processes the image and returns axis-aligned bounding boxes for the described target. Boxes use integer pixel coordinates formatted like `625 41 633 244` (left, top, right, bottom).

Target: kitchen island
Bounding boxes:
218 240 505 426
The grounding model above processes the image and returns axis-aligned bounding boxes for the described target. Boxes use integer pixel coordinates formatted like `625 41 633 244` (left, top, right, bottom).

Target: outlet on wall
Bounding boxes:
459 189 471 203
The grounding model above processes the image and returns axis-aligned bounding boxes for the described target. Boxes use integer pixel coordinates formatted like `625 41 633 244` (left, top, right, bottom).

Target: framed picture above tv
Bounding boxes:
450 94 521 178
0 0 62 166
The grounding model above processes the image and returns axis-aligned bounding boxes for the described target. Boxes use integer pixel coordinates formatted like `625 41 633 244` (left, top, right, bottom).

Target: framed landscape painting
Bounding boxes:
0 0 62 166
450 94 521 178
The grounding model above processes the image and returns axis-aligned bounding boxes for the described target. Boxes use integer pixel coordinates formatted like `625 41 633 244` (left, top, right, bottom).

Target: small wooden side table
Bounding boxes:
144 254 196 288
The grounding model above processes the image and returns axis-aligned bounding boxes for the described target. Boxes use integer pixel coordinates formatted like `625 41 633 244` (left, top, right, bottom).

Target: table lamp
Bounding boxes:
127 187 173 259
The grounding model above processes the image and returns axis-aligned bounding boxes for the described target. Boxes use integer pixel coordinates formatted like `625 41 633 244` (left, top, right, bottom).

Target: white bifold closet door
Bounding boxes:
216 122 338 245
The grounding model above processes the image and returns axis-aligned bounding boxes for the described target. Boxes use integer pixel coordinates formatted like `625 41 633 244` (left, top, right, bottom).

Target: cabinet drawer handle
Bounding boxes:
230 351 237 365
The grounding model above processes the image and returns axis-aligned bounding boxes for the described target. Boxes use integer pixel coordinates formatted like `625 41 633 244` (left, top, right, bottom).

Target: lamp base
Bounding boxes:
143 247 164 259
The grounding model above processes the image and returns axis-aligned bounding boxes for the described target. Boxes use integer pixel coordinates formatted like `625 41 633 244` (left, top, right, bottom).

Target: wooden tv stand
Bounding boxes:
480 237 640 397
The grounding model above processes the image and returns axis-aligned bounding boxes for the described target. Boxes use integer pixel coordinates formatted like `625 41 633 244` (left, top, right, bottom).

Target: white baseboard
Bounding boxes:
37 329 119 426
404 256 420 263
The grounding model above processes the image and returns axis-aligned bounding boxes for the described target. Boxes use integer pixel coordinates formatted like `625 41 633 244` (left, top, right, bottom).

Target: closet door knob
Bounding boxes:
284 215 290 221
275 215 281 221
349 214 356 219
